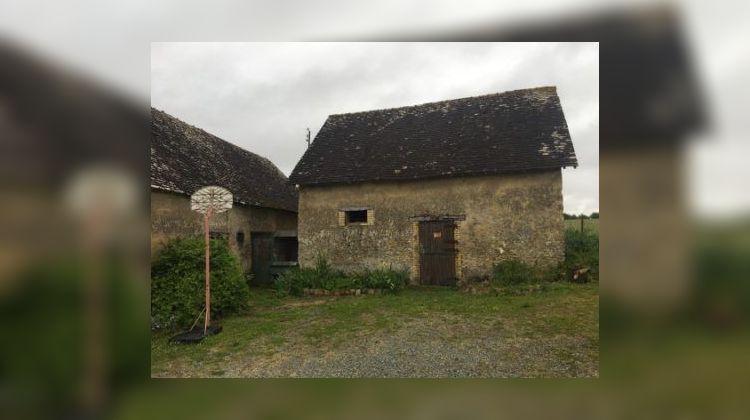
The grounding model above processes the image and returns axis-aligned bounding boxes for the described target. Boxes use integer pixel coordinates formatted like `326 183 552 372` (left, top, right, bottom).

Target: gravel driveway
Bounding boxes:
213 315 598 378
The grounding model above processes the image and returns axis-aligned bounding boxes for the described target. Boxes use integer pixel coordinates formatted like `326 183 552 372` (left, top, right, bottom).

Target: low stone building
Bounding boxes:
151 109 298 285
289 86 578 285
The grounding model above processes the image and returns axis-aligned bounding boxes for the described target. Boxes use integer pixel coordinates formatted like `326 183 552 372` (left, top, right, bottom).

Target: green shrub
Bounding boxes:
151 237 249 329
274 268 304 297
273 257 407 296
564 229 599 281
359 268 408 291
274 256 335 296
491 260 540 286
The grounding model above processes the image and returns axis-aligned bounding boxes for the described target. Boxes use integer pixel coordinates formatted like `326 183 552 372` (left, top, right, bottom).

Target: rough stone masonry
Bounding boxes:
297 170 564 284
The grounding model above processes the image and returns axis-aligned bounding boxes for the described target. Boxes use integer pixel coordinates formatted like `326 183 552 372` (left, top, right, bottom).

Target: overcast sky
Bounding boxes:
151 42 599 214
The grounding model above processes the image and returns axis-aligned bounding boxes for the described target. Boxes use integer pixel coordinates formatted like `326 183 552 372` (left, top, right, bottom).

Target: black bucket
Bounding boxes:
169 324 223 344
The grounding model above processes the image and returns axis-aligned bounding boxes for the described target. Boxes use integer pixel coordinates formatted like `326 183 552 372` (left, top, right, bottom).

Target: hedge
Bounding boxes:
151 237 249 329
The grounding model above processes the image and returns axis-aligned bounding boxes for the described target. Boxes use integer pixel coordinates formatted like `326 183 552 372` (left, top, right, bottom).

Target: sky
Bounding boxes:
151 42 599 214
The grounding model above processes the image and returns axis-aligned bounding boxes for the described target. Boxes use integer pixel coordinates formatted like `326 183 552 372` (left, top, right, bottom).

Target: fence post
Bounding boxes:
580 215 584 233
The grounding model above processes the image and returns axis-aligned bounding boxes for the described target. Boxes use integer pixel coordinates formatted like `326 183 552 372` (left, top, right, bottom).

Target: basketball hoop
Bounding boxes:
191 186 233 335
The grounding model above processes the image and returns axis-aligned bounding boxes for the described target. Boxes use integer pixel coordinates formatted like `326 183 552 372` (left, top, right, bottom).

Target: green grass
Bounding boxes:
151 283 598 377
566 218 599 234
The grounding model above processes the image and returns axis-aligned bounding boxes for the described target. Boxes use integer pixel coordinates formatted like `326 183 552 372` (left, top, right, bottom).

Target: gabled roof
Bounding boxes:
289 86 577 186
151 108 297 212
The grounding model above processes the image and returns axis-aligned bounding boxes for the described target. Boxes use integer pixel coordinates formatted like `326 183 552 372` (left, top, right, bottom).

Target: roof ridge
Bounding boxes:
328 86 558 118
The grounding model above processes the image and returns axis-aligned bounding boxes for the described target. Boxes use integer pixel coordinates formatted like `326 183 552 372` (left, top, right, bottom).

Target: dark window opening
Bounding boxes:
346 210 368 224
209 231 228 241
236 231 245 245
273 237 298 262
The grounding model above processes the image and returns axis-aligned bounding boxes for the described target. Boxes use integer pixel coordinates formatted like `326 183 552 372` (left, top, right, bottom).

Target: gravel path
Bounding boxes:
219 315 598 378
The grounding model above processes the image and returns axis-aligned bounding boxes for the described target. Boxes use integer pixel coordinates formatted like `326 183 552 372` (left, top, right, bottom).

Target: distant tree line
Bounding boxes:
564 212 599 220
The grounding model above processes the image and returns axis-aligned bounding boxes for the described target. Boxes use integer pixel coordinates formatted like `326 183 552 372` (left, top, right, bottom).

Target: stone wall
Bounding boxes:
297 170 564 283
151 190 297 272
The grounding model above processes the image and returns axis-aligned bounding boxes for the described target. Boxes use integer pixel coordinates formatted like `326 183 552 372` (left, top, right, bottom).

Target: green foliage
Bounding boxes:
491 260 541 286
274 256 407 296
563 229 599 281
273 266 321 296
692 222 750 322
151 237 249 329
2 256 148 413
356 268 409 291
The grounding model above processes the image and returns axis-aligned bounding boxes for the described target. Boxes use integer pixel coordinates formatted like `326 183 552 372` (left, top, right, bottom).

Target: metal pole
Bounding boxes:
204 209 211 334
580 215 584 233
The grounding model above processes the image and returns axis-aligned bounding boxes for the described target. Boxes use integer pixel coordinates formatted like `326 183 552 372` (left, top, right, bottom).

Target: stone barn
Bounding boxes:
289 86 578 285
151 108 299 285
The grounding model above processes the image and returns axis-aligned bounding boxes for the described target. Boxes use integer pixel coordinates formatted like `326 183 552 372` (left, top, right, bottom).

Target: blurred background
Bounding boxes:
1 0 749 419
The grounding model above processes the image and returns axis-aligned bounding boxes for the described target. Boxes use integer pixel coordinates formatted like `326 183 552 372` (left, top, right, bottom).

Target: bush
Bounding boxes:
491 260 540 286
274 267 315 296
358 268 408 291
564 229 599 281
274 257 407 296
151 237 249 329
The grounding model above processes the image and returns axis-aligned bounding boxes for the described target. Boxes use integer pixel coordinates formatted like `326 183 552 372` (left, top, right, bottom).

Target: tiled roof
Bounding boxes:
151 108 297 212
290 86 577 186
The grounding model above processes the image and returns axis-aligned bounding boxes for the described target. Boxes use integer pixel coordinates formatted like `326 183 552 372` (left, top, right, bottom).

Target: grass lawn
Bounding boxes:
151 282 599 378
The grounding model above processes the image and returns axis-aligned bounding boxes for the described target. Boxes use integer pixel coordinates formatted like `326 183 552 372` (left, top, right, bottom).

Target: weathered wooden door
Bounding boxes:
251 232 274 286
419 221 457 286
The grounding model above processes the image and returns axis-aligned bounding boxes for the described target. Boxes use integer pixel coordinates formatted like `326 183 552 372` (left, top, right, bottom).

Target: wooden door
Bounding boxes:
251 232 274 286
419 221 457 286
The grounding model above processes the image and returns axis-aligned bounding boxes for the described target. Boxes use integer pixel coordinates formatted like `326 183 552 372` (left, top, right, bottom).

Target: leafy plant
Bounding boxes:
151 237 249 329
359 268 408 291
273 267 315 296
564 229 599 281
491 260 540 286
273 257 407 296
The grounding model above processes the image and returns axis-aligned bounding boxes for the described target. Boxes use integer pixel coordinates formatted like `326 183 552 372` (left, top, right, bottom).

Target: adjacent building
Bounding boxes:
151 108 298 285
289 86 578 285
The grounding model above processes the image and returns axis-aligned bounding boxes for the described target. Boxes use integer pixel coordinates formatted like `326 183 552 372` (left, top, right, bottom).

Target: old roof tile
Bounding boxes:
290 86 577 185
151 108 298 212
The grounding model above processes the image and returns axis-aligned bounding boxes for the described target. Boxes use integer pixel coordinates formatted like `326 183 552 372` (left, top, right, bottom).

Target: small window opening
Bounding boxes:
273 237 298 262
236 231 245 245
346 210 368 224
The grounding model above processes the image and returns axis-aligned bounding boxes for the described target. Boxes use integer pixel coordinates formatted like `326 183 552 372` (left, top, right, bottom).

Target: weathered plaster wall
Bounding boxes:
297 170 564 283
150 190 297 272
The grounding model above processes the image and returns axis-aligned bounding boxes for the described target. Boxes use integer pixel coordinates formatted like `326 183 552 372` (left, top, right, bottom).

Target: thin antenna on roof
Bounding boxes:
306 128 311 148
